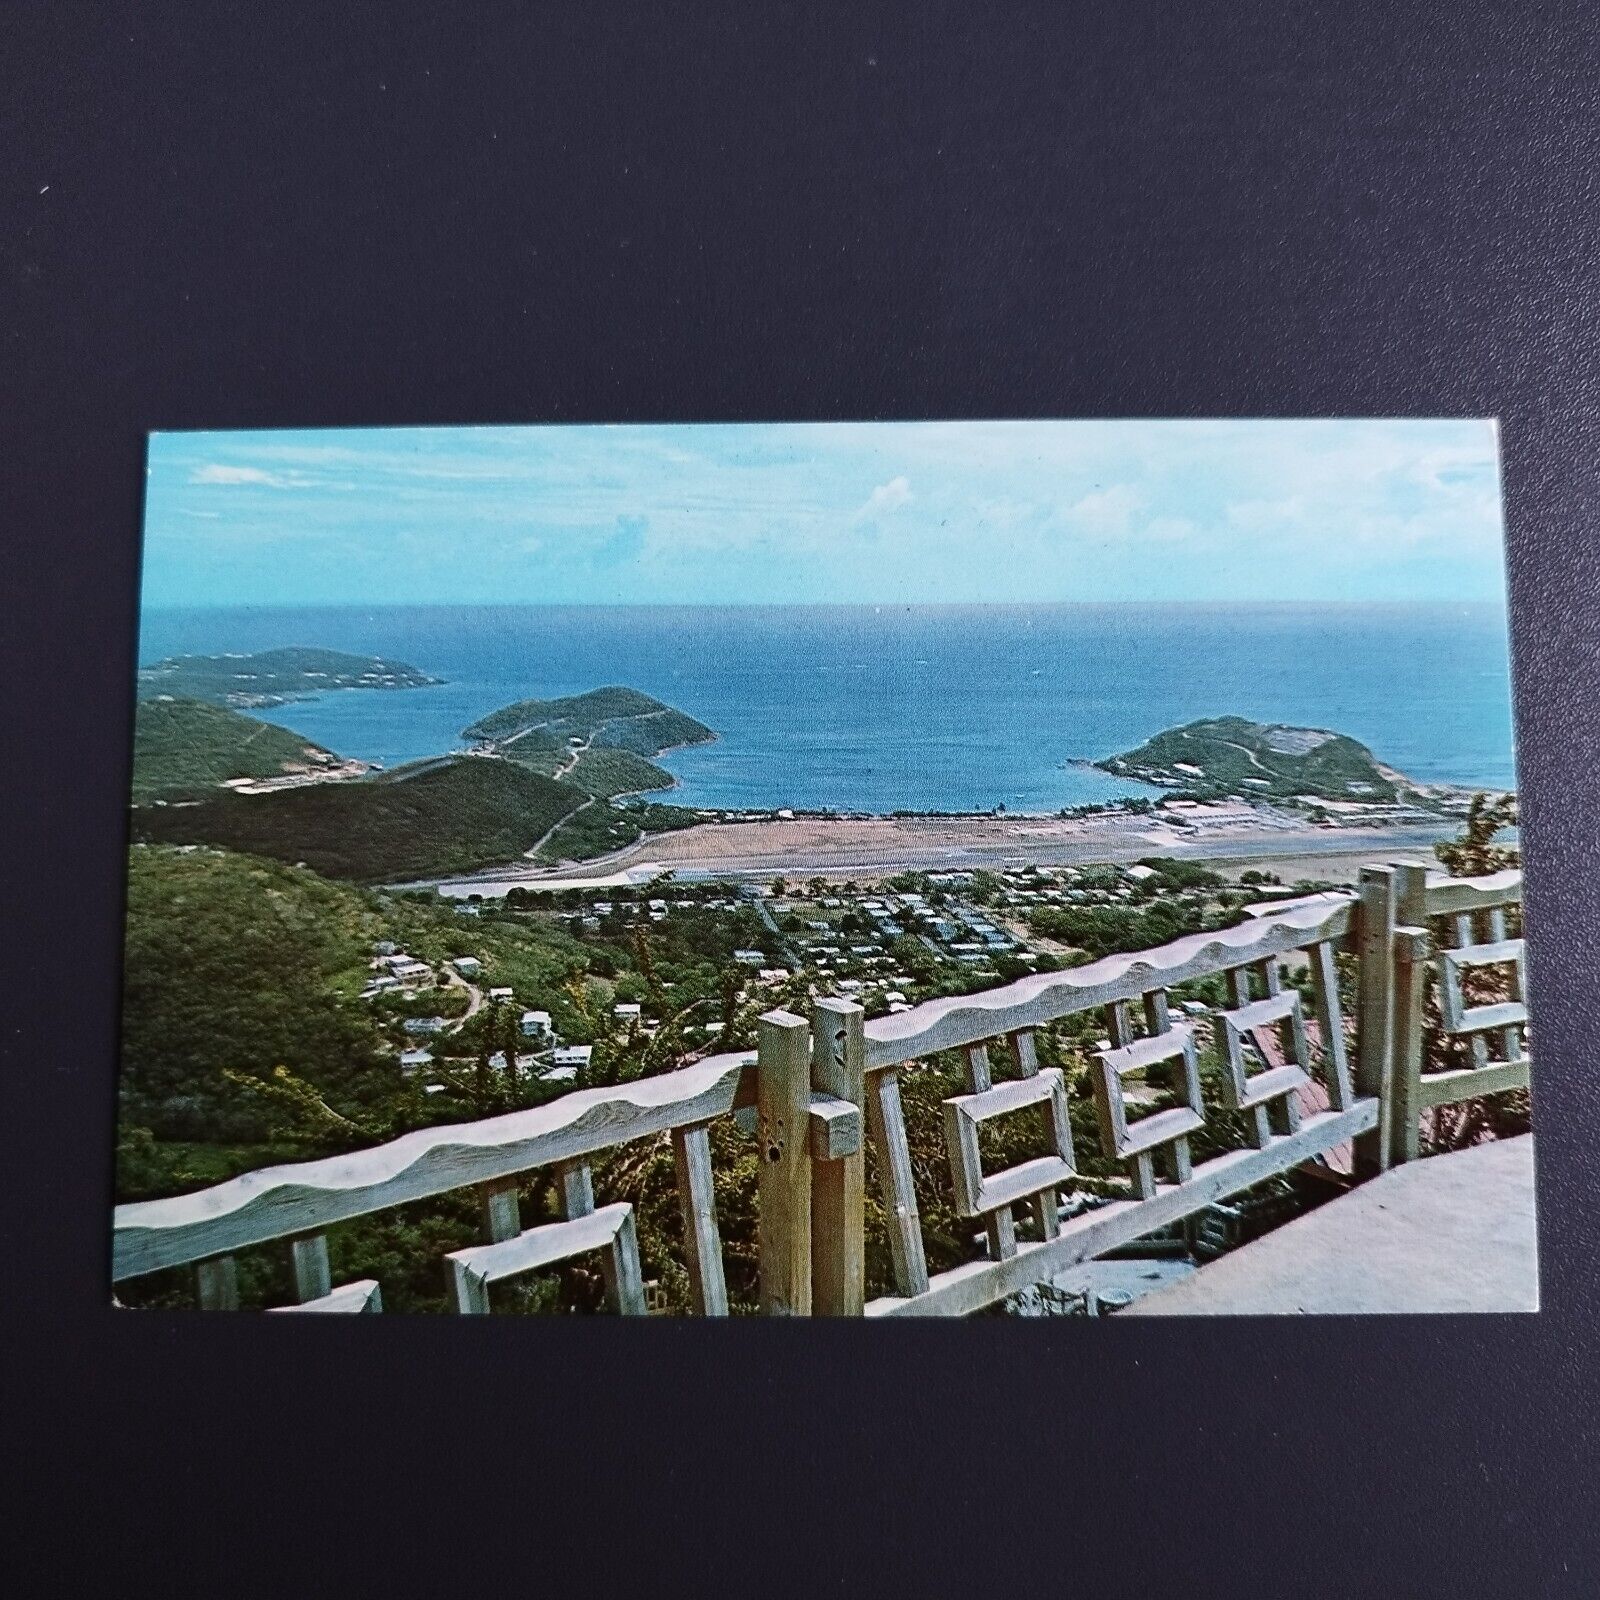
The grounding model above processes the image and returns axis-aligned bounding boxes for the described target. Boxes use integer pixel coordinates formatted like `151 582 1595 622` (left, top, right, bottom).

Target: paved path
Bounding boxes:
1126 1135 1538 1315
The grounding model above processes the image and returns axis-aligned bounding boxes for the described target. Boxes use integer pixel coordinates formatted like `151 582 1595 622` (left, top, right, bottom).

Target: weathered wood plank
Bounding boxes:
1422 869 1522 918
290 1233 332 1303
807 1094 862 1161
1353 866 1398 1175
268 1279 382 1314
810 997 866 1316
757 1010 812 1315
113 1050 756 1281
973 1154 1079 1216
1008 1027 1062 1238
866 1068 929 1298
1111 1105 1206 1160
555 1158 621 1312
608 1209 649 1316
866 1102 1380 1316
446 1203 640 1313
195 1255 239 1311
1389 923 1430 1163
1487 907 1526 1064
479 1177 521 1243
862 900 1354 1069
1416 1059 1532 1110
1308 939 1353 1110
671 1123 729 1316
960 1039 1013 1259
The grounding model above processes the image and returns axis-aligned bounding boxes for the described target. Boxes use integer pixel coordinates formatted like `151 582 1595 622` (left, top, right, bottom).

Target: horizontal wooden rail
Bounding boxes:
1420 869 1522 918
863 899 1355 1069
113 1051 758 1281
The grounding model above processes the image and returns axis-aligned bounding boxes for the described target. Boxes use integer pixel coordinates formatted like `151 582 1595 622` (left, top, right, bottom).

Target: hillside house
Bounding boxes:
520 1010 553 1040
451 956 482 978
399 1049 434 1072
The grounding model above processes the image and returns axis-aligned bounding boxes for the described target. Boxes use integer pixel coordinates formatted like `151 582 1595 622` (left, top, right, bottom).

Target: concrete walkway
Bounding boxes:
1126 1135 1538 1315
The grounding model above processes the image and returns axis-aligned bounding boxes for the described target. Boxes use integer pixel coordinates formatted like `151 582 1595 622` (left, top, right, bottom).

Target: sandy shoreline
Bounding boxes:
417 808 1460 896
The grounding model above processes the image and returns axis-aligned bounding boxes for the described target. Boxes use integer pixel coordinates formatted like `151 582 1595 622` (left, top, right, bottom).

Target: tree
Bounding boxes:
1433 793 1518 877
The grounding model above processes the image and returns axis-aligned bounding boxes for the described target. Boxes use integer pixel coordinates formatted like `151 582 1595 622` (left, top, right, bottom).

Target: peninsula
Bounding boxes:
1095 717 1409 803
463 686 716 799
131 698 368 802
137 646 441 709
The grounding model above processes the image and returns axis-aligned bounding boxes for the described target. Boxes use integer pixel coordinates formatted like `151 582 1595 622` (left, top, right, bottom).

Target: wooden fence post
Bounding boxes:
757 1009 813 1315
811 998 866 1316
1353 865 1398 1176
1389 863 1431 1166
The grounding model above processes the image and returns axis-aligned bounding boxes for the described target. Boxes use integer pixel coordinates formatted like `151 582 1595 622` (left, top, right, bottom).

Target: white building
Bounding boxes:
451 956 482 977
733 949 765 965
487 986 514 1003
520 1009 553 1040
399 1049 434 1071
614 1002 642 1021
551 1044 593 1071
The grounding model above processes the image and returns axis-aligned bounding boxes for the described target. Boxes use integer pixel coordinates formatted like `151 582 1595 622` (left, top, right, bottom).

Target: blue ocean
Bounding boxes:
136 604 1518 812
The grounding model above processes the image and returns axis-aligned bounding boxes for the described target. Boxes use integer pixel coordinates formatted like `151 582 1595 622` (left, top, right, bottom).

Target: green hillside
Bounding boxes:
565 746 678 798
464 686 714 753
138 646 440 708
1097 717 1403 801
131 755 583 882
132 698 345 801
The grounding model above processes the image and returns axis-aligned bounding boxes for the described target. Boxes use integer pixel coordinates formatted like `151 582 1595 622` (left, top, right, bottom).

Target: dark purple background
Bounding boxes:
3 4 1597 1593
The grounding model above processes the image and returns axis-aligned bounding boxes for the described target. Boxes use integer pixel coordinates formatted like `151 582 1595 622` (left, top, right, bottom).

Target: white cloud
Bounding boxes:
855 475 912 521
190 464 293 487
1060 484 1145 534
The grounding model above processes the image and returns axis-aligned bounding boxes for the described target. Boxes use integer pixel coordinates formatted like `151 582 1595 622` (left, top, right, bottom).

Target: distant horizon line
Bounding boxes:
143 597 1509 614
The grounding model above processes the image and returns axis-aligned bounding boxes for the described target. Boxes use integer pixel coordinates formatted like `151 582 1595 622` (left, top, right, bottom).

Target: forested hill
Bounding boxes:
462 686 716 800
138 646 440 709
1096 717 1405 801
132 755 583 882
131 698 348 801
464 686 714 757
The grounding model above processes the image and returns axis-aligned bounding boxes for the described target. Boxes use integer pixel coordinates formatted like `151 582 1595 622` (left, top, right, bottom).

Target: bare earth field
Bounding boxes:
423 809 1458 896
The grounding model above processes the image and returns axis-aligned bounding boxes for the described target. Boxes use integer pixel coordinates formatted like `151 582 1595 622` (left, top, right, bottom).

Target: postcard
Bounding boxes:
111 420 1534 1315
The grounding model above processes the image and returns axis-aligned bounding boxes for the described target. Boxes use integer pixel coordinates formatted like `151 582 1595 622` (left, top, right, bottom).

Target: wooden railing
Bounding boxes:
1386 865 1528 1166
110 865 1529 1315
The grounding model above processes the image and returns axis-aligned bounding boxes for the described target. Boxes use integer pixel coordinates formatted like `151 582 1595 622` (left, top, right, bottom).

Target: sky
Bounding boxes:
141 419 1509 608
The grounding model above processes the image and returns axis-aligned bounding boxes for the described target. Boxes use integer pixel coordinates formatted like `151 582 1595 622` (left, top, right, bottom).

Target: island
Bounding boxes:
137 646 442 709
1095 717 1410 803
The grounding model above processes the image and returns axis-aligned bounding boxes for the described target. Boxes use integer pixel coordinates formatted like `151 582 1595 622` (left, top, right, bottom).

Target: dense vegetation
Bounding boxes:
131 755 582 881
131 698 339 800
137 645 439 707
535 796 700 863
565 747 677 798
463 686 711 749
1098 716 1401 801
